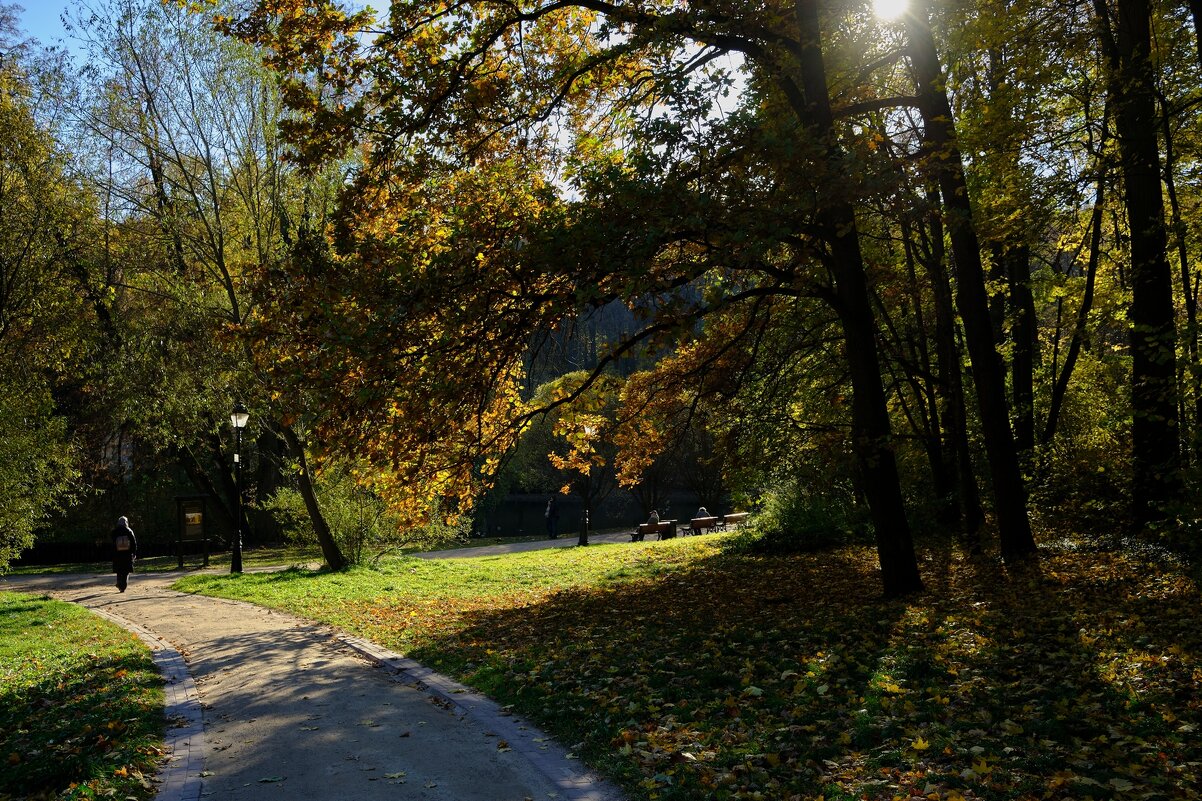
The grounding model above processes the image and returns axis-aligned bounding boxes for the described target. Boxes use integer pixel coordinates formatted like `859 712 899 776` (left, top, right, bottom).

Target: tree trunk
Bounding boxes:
906 10 1036 562
1159 94 1201 463
900 227 958 527
1096 0 1183 526
796 0 922 596
280 425 348 570
988 246 1007 347
924 185 984 541
1044 176 1105 445
1007 243 1037 456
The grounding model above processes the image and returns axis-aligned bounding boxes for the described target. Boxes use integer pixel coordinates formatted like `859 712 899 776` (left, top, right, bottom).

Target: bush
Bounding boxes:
1029 357 1131 535
731 476 868 555
0 382 78 570
262 461 469 564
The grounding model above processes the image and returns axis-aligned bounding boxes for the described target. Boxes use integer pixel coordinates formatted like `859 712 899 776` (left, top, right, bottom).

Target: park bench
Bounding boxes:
686 516 722 536
634 520 677 541
718 511 749 530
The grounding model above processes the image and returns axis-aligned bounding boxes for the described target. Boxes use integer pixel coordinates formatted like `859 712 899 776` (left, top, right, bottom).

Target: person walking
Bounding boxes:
545 496 560 539
111 516 138 592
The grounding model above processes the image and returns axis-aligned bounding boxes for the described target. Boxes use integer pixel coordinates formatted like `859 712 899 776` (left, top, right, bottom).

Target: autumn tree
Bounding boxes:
0 16 89 566
878 4 1038 563
219 0 932 595
1093 0 1184 528
534 372 623 546
70 0 349 568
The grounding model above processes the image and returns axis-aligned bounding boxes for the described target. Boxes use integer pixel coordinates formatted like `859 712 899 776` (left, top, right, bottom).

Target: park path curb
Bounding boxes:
337 633 621 801
86 606 205 801
9 546 640 801
88 586 624 801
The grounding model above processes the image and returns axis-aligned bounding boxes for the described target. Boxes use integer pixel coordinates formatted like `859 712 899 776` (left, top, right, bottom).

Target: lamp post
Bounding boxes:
230 402 249 573
577 425 596 547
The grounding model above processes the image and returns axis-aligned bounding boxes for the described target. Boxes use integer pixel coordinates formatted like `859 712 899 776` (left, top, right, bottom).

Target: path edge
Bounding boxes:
87 606 206 801
337 633 627 801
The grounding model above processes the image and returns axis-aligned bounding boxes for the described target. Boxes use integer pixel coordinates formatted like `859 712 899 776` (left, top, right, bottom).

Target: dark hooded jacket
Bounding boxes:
111 518 138 574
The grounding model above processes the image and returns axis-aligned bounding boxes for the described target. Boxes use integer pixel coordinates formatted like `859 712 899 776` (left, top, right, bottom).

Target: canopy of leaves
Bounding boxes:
0 47 89 566
219 0 883 531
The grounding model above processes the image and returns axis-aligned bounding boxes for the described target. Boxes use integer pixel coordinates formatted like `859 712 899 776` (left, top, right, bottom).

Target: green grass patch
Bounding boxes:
173 536 1202 801
0 592 164 800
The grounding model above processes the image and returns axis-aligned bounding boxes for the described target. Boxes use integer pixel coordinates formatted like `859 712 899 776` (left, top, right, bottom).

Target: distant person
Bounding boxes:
111 516 138 593
696 506 709 519
545 496 560 539
647 509 660 525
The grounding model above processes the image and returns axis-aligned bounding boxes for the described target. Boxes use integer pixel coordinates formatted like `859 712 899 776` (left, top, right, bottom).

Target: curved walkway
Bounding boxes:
2 567 625 801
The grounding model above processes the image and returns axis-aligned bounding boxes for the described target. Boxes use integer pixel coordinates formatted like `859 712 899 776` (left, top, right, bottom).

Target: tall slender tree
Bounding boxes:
1094 0 1184 527
903 5 1037 562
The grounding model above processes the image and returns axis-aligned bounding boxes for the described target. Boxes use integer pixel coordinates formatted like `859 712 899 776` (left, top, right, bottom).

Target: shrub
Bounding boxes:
262 461 469 564
731 475 868 554
0 382 78 570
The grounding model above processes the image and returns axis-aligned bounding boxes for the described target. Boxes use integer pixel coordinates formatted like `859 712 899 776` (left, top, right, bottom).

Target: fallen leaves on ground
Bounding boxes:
0 592 164 801
181 537 1202 800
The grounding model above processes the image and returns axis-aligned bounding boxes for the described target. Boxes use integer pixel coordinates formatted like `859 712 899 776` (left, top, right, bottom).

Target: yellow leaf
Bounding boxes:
912 736 930 751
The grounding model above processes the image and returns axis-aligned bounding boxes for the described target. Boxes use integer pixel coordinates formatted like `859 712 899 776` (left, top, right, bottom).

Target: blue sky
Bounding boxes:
16 3 72 47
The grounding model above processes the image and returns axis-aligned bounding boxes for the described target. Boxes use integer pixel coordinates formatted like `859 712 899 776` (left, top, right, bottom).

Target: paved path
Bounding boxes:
2 552 628 801
415 531 635 559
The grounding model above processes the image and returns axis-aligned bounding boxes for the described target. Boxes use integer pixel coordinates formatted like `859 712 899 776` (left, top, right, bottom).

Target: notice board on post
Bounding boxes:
175 494 211 568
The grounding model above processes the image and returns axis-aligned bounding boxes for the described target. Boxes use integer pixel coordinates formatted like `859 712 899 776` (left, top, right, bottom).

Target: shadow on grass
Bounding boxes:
405 546 908 799
0 648 162 798
403 541 1200 800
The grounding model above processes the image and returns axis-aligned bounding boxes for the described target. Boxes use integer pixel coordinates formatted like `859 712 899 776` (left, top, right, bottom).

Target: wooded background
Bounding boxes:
2 0 1201 594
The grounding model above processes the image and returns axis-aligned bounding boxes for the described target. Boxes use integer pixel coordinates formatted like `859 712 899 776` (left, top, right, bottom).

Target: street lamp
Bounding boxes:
577 425 596 547
230 402 249 573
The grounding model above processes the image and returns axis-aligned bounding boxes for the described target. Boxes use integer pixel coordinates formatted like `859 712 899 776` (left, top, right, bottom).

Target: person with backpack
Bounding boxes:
111 516 138 592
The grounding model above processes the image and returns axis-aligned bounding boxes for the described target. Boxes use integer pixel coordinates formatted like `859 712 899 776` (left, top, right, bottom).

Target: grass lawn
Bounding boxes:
172 535 1202 801
0 592 164 800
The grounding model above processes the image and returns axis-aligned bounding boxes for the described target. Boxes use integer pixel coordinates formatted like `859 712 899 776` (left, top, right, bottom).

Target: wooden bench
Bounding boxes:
686 516 722 535
633 520 677 541
718 511 749 530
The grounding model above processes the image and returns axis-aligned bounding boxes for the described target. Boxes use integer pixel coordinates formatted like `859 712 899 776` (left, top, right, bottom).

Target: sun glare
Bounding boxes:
873 0 909 21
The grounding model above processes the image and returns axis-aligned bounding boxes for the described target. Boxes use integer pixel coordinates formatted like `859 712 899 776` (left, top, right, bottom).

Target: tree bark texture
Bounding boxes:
1007 244 1037 456
906 9 1037 562
1098 0 1183 526
796 0 923 596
